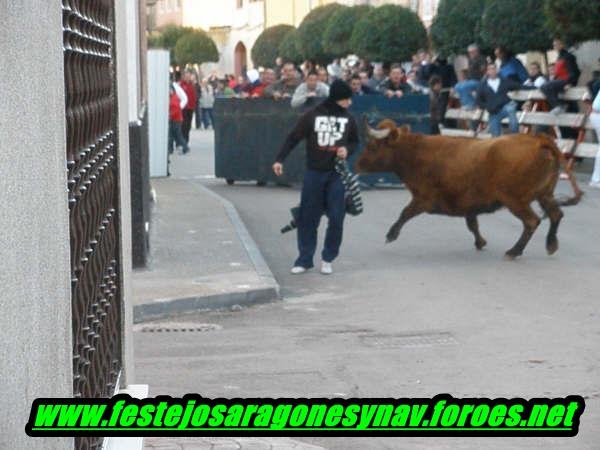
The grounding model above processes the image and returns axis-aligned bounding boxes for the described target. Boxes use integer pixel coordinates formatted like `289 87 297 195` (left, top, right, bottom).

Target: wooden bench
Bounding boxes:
441 87 598 159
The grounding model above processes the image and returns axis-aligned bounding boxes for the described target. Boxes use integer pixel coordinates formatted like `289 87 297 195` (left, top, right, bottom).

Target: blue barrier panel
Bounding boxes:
213 95 430 185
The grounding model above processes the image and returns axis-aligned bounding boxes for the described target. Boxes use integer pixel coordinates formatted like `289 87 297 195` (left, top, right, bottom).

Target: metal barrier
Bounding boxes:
63 0 122 448
213 95 430 186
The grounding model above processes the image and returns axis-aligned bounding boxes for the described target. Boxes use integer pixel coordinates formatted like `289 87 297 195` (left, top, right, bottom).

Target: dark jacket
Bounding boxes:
499 57 528 84
476 77 521 114
276 99 359 172
432 61 458 88
467 55 487 80
381 79 411 94
555 49 581 85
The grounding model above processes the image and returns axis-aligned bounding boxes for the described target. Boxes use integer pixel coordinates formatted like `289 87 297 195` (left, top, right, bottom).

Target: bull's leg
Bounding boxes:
466 215 487 250
504 204 541 259
386 199 424 243
538 195 564 255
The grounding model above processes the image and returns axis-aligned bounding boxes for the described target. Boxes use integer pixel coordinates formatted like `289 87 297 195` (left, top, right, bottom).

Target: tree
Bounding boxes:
147 32 162 49
544 0 600 46
350 4 428 63
173 30 219 66
480 0 552 54
296 3 348 64
323 5 372 59
278 28 303 65
251 25 295 68
158 24 194 49
430 0 487 57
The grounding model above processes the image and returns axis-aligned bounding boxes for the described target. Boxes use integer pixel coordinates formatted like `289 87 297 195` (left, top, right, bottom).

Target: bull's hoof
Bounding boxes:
386 229 399 244
546 238 559 255
475 238 487 250
504 250 521 261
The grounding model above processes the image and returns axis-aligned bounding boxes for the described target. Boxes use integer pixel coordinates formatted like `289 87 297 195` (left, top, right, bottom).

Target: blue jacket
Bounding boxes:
499 57 528 84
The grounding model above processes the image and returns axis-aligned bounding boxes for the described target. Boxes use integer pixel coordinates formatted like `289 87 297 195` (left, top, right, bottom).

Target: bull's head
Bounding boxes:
354 119 411 173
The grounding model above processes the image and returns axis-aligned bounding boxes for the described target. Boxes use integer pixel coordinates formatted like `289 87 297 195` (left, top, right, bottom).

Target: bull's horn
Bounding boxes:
367 126 391 140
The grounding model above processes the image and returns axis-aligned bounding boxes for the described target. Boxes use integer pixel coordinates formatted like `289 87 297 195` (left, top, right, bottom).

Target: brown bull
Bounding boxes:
355 120 583 259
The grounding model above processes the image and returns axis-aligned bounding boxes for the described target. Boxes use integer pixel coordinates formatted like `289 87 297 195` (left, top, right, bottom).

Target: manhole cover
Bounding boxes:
360 332 457 348
134 322 222 333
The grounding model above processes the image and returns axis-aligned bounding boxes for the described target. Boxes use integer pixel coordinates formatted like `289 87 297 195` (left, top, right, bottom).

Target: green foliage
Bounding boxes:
323 5 373 58
544 0 600 45
173 29 219 66
296 3 348 63
480 0 552 53
158 24 194 49
430 0 487 57
350 4 428 63
251 25 295 68
147 33 162 49
278 28 303 65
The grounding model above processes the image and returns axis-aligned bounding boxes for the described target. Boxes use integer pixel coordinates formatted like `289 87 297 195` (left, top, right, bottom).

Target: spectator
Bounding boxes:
432 56 457 125
349 74 377 96
495 47 528 84
476 63 521 137
454 44 486 110
368 63 386 91
547 63 556 80
541 37 581 114
264 62 301 99
381 64 410 98
249 69 275 97
586 59 600 100
523 62 547 88
168 83 189 157
589 89 600 188
274 56 284 79
416 49 434 87
429 75 443 135
215 79 235 98
359 71 378 95
179 69 198 144
199 79 215 130
233 74 249 94
407 68 428 94
327 58 343 81
317 67 329 85
291 70 330 108
192 73 203 130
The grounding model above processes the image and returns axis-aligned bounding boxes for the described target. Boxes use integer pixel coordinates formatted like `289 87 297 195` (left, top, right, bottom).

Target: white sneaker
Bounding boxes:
589 181 600 189
320 262 333 275
290 266 307 275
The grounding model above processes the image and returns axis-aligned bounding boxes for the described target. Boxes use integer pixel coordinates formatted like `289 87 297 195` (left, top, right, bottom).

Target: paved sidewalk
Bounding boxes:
132 130 279 323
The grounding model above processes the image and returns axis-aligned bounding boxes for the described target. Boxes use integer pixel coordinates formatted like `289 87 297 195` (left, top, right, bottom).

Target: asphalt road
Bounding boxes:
135 130 600 449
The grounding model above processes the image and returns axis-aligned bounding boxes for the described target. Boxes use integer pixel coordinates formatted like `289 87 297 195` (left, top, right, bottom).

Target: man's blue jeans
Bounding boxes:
168 121 189 154
295 169 345 268
488 101 519 137
454 79 480 109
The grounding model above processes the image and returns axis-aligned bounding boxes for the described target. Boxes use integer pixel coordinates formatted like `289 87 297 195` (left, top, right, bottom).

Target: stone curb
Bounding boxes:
133 182 280 324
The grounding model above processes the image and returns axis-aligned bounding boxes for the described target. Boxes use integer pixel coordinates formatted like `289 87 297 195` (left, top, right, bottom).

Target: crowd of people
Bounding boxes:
167 39 600 185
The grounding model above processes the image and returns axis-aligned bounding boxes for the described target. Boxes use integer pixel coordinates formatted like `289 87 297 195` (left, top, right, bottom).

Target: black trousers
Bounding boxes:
541 79 568 109
182 109 194 143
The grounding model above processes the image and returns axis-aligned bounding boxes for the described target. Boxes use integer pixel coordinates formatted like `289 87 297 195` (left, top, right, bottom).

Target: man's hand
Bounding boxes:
336 147 348 160
272 91 282 100
282 92 291 98
395 90 404 98
307 91 317 97
272 162 284 176
385 90 394 98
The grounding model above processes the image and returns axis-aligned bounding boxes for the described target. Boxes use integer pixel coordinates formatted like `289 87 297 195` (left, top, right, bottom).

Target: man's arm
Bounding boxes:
173 82 188 109
291 83 308 108
475 82 486 109
274 111 311 163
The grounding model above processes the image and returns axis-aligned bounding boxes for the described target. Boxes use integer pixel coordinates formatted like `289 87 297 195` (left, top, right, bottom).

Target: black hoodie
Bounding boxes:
275 99 359 172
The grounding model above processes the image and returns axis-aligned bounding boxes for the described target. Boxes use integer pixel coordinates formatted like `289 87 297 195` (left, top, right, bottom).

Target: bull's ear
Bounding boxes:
399 124 411 134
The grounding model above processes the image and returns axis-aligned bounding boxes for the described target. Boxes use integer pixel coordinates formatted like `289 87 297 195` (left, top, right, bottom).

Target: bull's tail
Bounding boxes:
539 133 583 207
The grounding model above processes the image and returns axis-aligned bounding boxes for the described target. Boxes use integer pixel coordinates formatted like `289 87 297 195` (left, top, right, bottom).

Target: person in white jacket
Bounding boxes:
590 90 600 188
199 79 215 130
291 70 329 109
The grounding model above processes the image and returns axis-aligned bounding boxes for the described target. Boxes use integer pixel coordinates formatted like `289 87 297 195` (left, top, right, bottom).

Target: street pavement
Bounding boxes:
136 129 600 449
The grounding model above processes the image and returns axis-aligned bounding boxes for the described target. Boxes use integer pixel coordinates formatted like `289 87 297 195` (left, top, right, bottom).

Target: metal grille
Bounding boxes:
63 0 122 447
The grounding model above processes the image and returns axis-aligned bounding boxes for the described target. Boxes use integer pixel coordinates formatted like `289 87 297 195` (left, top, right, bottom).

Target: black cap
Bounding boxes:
328 79 353 102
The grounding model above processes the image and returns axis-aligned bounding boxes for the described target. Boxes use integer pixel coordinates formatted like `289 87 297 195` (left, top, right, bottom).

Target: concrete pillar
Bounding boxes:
0 1 73 449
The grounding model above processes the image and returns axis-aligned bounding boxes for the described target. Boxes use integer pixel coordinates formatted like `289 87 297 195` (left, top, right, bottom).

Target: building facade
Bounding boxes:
148 0 441 75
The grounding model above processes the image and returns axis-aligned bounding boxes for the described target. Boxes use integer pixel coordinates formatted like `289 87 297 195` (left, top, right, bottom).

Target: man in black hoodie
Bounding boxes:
476 63 521 136
273 80 359 275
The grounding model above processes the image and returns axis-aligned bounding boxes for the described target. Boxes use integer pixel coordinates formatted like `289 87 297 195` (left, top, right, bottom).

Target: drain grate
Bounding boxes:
135 322 222 333
360 332 457 348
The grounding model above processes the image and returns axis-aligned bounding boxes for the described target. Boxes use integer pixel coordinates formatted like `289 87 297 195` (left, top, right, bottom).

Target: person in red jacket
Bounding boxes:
169 83 189 156
179 70 198 144
541 38 581 113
